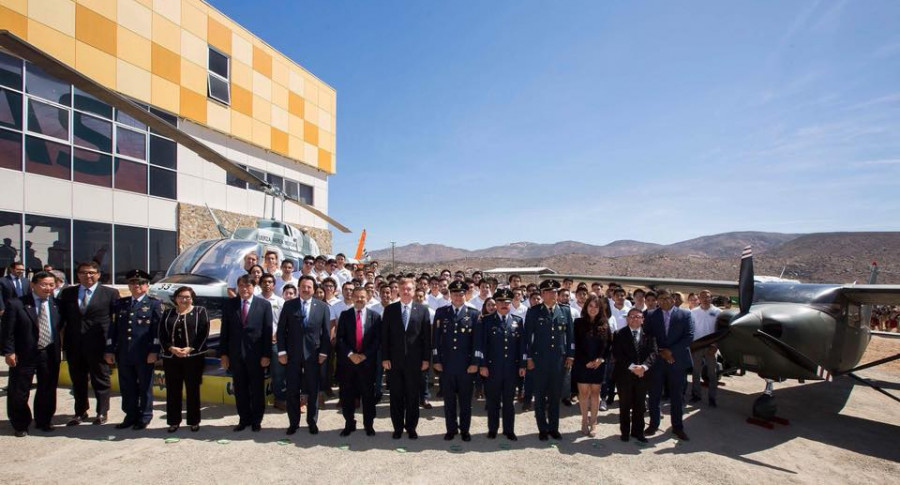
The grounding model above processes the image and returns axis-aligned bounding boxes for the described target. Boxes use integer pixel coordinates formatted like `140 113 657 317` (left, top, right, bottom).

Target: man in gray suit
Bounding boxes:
277 275 331 435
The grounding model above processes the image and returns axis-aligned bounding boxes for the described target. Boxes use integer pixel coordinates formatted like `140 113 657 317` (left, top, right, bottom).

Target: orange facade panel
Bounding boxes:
207 16 231 55
151 42 181 84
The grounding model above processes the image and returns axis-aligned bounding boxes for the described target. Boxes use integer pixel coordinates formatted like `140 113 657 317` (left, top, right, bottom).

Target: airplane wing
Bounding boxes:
548 273 739 296
840 285 900 305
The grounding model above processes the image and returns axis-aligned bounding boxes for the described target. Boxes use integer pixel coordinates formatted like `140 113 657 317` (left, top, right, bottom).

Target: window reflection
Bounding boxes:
25 135 71 180
73 220 111 283
0 129 21 171
114 224 147 284
149 229 177 282
114 157 147 193
27 99 69 140
0 88 22 130
73 148 112 187
74 88 112 118
73 112 112 152
0 52 22 89
0 211 22 277
25 63 70 105
149 135 176 169
116 126 146 160
24 213 70 279
149 166 176 199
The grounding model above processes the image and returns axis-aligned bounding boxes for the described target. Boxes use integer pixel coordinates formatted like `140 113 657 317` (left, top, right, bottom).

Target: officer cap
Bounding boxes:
125 269 151 283
448 280 468 293
493 287 514 302
539 279 561 292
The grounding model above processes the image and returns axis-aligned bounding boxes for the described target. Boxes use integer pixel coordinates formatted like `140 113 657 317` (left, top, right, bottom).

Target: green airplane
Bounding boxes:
552 246 900 421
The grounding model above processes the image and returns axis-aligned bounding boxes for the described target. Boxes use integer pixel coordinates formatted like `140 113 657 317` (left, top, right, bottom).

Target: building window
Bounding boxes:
0 211 22 276
207 47 230 105
73 220 112 284
149 229 177 281
24 213 70 278
226 164 247 189
114 224 147 284
25 135 71 180
247 166 266 192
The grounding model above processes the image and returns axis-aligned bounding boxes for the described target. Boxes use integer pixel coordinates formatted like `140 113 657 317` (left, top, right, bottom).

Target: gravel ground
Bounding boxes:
0 350 897 484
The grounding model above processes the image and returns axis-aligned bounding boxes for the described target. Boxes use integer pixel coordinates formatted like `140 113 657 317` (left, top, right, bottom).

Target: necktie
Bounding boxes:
14 277 22 297
80 288 91 314
455 306 462 320
355 310 363 353
241 299 249 326
664 310 671 335
402 305 409 331
37 298 52 349
132 297 140 309
632 329 639 353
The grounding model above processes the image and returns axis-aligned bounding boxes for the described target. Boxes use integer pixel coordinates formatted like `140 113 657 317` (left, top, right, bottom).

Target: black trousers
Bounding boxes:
441 371 474 433
231 358 266 426
339 361 376 429
117 359 155 425
286 357 322 428
532 357 565 433
67 344 110 416
618 373 649 438
163 355 204 426
388 364 422 433
8 347 59 431
485 370 517 434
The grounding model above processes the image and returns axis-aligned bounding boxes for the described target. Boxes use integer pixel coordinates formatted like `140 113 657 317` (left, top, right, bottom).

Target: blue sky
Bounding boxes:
211 0 900 253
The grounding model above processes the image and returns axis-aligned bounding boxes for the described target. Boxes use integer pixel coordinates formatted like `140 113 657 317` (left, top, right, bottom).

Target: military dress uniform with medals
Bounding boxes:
105 270 162 429
476 288 525 440
433 280 481 440
523 280 575 439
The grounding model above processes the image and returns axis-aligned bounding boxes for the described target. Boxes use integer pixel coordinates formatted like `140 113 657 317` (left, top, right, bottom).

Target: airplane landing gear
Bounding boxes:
748 379 790 428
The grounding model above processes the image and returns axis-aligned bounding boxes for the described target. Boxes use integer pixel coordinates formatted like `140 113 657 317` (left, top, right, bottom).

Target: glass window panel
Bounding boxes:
208 75 230 104
73 112 112 152
284 180 299 198
149 229 177 282
208 48 229 78
73 148 112 187
0 129 22 171
73 220 111 284
297 183 314 205
0 52 22 90
0 88 22 130
114 224 147 284
25 135 70 180
149 135 176 169
0 210 23 277
247 167 265 192
25 63 70 105
226 165 246 189
116 126 146 160
149 166 176 199
74 88 112 118
24 213 70 280
27 98 69 141
114 157 147 193
115 109 147 131
266 173 283 192
149 106 177 129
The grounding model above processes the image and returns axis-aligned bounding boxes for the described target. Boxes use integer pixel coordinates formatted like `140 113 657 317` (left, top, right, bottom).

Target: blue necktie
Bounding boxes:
402 305 409 331
14 277 22 297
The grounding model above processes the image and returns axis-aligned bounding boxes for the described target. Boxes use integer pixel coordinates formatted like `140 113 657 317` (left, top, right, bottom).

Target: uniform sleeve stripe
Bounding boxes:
474 351 483 358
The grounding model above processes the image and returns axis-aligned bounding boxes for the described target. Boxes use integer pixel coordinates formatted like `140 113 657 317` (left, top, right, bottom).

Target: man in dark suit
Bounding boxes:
613 308 657 442
57 261 119 425
335 286 380 436
104 270 162 430
220 274 273 432
0 261 29 314
1 272 61 436
381 277 431 439
644 289 694 441
277 275 330 435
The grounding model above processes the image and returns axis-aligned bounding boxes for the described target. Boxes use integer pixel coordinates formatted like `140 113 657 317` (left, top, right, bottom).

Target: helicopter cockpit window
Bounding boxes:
190 239 259 281
167 239 216 276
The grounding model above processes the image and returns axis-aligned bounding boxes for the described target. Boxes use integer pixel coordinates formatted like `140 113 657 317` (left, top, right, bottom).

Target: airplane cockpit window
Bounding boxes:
190 240 258 281
167 239 216 276
754 283 841 305
846 304 862 328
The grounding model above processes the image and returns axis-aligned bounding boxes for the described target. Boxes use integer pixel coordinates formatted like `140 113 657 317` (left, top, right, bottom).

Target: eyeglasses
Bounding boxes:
177 295 193 300
627 315 644 319
78 271 99 276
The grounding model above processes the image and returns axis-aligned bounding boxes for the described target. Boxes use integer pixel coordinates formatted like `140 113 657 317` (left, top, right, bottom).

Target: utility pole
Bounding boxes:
390 241 396 273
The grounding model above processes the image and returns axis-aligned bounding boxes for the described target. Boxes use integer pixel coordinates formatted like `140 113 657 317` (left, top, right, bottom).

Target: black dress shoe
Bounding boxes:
286 426 298 435
190 425 200 432
132 422 148 430
392 430 402 439
339 427 354 437
689 395 702 403
408 430 418 439
92 414 107 425
443 431 456 441
461 432 471 442
167 425 179 433
233 424 248 432
308 423 319 434
548 430 562 440
644 425 659 436
115 421 134 430
673 429 690 441
487 431 497 439
620 435 629 442
365 427 376 436
709 398 717 408
504 432 518 441
14 430 27 437
634 435 648 443
67 413 89 426
538 432 548 441
251 424 261 432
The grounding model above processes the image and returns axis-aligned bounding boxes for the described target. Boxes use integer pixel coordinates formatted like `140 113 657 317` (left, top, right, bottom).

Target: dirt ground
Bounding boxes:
0 340 897 485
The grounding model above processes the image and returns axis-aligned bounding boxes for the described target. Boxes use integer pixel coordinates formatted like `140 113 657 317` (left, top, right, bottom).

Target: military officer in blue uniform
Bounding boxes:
477 288 526 441
432 280 481 441
524 279 574 441
104 270 162 430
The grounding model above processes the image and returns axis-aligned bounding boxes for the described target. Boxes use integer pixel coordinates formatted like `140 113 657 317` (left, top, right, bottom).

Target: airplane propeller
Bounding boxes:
690 245 756 352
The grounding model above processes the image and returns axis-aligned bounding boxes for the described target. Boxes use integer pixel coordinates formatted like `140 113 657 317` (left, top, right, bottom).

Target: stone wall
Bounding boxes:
177 203 332 254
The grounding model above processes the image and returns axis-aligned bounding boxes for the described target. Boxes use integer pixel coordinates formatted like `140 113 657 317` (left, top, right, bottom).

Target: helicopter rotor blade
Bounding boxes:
282 192 351 233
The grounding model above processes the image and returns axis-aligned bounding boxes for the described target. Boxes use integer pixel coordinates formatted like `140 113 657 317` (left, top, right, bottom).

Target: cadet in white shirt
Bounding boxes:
226 252 258 298
275 259 297 295
260 274 287 409
262 250 283 279
510 288 528 319
426 276 450 310
467 280 491 310
333 253 353 286
609 288 632 332
689 290 722 407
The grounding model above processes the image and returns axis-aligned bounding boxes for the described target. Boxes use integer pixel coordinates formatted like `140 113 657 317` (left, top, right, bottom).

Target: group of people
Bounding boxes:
1 255 727 445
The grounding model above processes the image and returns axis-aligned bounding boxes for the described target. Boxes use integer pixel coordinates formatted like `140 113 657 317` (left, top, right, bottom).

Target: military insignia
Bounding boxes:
511 322 518 328
141 305 150 312
463 316 470 322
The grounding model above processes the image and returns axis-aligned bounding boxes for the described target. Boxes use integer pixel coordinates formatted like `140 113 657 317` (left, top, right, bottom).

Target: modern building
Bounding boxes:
0 0 338 283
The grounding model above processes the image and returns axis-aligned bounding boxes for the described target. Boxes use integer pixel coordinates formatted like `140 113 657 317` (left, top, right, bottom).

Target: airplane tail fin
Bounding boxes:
739 245 754 314
354 230 367 261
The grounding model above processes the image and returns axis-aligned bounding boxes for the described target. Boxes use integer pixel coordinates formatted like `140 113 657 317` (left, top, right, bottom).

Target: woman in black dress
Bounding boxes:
158 286 210 433
573 294 613 436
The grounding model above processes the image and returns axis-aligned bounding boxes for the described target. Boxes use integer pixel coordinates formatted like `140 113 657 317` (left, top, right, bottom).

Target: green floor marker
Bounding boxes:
337 444 350 450
549 442 559 449
276 439 292 446
499 443 511 450
97 435 116 442
164 437 180 444
216 439 230 445
449 444 463 453
395 447 407 453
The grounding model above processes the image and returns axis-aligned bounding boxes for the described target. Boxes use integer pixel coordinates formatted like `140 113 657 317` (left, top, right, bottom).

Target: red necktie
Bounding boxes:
241 299 249 327
355 310 363 353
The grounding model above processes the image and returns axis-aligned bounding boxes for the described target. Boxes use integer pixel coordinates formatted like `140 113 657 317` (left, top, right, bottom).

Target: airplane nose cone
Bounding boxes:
729 312 761 336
